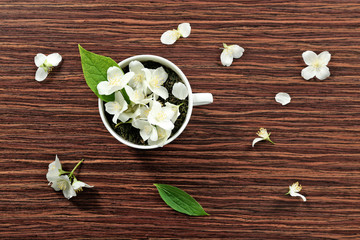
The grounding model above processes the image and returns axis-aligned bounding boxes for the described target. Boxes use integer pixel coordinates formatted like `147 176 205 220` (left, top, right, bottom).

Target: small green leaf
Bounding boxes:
78 44 121 102
154 184 209 216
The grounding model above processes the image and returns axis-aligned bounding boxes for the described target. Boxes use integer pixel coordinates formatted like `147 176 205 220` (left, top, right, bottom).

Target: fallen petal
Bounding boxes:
302 50 317 65
178 23 191 38
220 49 233 67
46 53 62 67
161 30 179 45
172 82 188 100
301 66 316 80
252 137 264 147
318 51 331 66
275 92 291 105
229 45 244 59
34 53 46 67
315 66 330 80
35 67 48 81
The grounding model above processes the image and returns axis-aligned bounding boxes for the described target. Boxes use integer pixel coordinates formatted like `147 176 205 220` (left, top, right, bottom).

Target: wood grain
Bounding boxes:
1 0 360 239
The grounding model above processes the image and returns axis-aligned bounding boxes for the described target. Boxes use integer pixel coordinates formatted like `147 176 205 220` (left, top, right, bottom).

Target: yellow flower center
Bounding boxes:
291 182 302 192
156 111 167 121
158 130 166 139
257 128 269 139
57 181 67 191
150 76 161 89
312 60 321 69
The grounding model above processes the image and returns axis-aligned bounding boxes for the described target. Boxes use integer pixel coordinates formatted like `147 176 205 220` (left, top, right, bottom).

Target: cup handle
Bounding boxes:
192 93 213 106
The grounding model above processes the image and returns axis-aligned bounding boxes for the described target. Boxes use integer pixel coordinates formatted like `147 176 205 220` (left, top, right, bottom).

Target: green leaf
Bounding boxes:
154 184 209 216
78 44 121 102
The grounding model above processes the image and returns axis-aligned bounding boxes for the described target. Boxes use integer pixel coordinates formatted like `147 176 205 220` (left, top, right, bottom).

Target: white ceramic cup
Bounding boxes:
98 55 213 149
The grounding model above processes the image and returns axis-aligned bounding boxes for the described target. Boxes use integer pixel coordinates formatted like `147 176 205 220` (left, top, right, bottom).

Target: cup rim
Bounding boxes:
98 54 193 149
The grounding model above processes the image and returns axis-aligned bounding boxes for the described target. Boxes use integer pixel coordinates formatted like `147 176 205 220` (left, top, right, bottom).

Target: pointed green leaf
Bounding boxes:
154 184 209 216
78 44 121 102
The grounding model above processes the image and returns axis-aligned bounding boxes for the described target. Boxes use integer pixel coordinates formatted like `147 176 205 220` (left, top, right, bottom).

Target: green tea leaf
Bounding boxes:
154 184 209 216
78 44 120 102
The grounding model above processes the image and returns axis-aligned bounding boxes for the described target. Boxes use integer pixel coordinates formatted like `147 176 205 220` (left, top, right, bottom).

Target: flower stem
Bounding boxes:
267 138 275 145
115 120 132 128
69 159 84 179
58 169 70 175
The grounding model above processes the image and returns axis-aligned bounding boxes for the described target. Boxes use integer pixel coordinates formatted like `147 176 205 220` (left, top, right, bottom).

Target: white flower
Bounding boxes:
46 155 62 185
132 119 158 142
118 104 142 123
252 128 275 147
301 51 331 80
128 60 148 93
124 85 151 105
275 92 291 105
161 23 191 45
148 126 172 147
172 82 188 100
51 175 77 200
165 102 181 123
34 53 62 81
143 67 169 100
220 43 244 67
148 101 175 130
105 91 128 124
286 182 307 202
137 105 151 119
72 178 94 193
97 66 134 95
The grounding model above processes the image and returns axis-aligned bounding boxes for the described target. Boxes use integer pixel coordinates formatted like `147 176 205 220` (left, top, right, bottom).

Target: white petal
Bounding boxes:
51 182 61 191
114 90 126 105
172 82 188 100
154 67 168 84
148 127 171 146
149 126 158 141
107 66 124 81
140 128 151 141
178 23 191 38
120 72 135 88
118 113 130 123
46 53 62 66
157 120 174 131
220 49 233 67
229 45 244 59
252 137 264 147
34 53 46 67
72 180 93 190
301 66 316 80
161 30 179 45
97 81 113 95
124 85 135 101
291 192 307 202
275 92 291 106
129 60 145 73
315 66 330 80
153 86 169 100
35 67 48 81
302 51 317 65
105 101 120 115
318 51 331 66
46 155 62 183
165 102 180 123
142 68 152 82
63 186 77 200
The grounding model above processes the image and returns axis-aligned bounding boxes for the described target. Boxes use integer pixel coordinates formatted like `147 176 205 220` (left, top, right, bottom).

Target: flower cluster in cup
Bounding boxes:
98 60 189 146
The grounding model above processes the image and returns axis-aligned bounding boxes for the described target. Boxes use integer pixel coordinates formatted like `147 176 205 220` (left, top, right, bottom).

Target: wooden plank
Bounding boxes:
0 0 359 239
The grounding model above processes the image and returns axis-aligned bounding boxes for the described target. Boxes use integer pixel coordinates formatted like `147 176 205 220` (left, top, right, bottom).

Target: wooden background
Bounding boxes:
0 0 360 239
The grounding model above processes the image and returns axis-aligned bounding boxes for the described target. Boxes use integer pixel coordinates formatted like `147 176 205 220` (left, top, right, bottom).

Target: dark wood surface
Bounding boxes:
1 0 360 239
